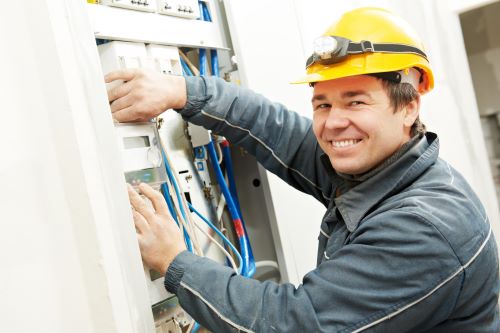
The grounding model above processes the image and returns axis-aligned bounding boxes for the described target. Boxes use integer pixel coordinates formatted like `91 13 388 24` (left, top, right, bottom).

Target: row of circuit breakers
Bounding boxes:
96 0 203 19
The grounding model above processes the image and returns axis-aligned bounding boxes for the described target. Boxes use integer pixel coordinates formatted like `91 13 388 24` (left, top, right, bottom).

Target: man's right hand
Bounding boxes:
105 68 187 122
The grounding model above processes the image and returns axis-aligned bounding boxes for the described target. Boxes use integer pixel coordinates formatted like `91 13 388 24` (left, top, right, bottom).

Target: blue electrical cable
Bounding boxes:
220 141 256 277
161 182 178 226
161 148 193 252
221 141 241 214
191 322 200 333
180 58 194 77
197 0 204 20
199 1 211 77
181 65 188 77
201 1 212 22
199 4 220 80
196 0 255 276
210 49 219 77
188 202 243 274
206 140 254 277
199 48 207 76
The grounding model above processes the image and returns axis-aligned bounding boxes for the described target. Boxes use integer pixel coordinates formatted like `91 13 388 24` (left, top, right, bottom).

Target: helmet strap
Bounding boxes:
368 68 421 90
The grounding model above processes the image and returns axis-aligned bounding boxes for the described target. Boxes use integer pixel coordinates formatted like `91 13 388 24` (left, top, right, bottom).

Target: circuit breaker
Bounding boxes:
157 0 200 19
146 44 182 75
101 0 157 12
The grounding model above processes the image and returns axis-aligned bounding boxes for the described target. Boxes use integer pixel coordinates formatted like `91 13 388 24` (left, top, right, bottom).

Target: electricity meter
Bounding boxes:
115 122 168 188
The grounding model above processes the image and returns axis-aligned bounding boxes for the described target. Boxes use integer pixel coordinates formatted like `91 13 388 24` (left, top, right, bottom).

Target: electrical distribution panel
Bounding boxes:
101 0 157 12
90 1 284 330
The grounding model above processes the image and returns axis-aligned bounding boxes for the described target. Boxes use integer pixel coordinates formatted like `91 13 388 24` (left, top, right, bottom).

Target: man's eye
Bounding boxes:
315 103 331 111
349 101 365 106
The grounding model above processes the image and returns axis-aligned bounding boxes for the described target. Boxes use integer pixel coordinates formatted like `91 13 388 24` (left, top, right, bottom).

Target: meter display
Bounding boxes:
123 135 151 149
115 122 168 187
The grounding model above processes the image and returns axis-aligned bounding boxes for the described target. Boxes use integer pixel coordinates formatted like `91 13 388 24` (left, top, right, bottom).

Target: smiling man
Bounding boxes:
311 75 420 175
107 7 499 333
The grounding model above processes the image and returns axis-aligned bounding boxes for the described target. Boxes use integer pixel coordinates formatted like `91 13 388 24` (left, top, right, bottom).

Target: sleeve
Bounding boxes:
175 76 332 205
164 210 463 332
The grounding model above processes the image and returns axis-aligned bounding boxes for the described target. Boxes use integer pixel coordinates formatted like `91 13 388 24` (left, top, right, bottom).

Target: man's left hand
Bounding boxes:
127 183 186 276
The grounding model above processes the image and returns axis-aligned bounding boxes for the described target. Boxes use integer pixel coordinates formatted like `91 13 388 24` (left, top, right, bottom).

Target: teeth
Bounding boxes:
332 139 360 148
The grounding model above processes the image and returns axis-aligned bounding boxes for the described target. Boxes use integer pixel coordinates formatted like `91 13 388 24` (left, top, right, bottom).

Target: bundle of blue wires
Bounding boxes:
198 0 256 278
189 3 256 331
161 149 193 252
220 141 256 277
206 141 256 277
160 144 245 274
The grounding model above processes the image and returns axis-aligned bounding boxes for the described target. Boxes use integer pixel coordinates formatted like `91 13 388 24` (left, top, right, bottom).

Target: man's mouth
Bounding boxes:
331 139 362 148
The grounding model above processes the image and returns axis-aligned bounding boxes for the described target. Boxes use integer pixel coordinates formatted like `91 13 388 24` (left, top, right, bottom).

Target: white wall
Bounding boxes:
1 2 98 332
0 1 154 332
468 48 500 115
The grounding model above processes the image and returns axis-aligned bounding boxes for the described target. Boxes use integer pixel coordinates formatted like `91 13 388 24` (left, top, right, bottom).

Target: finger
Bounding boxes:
132 210 149 234
138 183 170 216
113 106 142 123
105 69 137 84
127 184 155 220
110 94 134 113
107 80 133 103
135 233 146 252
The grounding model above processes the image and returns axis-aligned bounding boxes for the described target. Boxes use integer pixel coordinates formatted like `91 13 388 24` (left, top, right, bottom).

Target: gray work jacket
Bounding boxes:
165 76 500 332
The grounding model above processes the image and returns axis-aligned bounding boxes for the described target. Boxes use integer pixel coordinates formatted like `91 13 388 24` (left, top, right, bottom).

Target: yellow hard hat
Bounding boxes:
293 7 434 94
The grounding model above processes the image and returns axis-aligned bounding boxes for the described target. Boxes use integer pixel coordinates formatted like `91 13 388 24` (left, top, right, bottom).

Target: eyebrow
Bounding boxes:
311 94 327 103
341 90 372 99
311 90 373 104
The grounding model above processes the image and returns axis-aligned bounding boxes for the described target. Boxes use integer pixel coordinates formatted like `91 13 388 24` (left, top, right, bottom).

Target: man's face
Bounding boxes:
312 75 415 175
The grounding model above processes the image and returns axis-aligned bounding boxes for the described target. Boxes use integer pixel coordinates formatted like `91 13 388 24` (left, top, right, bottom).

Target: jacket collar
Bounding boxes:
320 132 439 232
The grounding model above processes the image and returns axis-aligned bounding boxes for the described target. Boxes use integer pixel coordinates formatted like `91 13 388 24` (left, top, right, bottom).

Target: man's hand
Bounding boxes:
127 183 186 275
105 68 187 122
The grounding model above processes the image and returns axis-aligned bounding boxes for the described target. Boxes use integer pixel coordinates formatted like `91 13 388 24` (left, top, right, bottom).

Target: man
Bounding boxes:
106 7 499 332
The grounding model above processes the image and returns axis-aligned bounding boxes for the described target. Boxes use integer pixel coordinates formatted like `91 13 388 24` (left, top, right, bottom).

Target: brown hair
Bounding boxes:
380 80 426 137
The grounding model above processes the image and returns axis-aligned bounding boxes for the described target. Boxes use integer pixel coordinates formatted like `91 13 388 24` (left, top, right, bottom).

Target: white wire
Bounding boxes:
186 320 195 333
161 172 186 243
216 194 226 223
191 213 240 273
160 139 203 256
215 140 223 164
166 152 203 255
255 260 280 271
164 172 201 255
159 135 240 273
201 228 215 254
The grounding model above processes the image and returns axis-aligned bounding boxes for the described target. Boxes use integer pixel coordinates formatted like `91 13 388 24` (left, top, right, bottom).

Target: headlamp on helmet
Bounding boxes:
306 35 428 69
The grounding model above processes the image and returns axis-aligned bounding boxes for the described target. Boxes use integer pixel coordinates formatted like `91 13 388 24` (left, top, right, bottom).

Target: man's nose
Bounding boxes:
324 107 350 129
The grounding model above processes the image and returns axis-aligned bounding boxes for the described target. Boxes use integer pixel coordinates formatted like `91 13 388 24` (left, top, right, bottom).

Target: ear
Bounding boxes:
403 96 420 129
